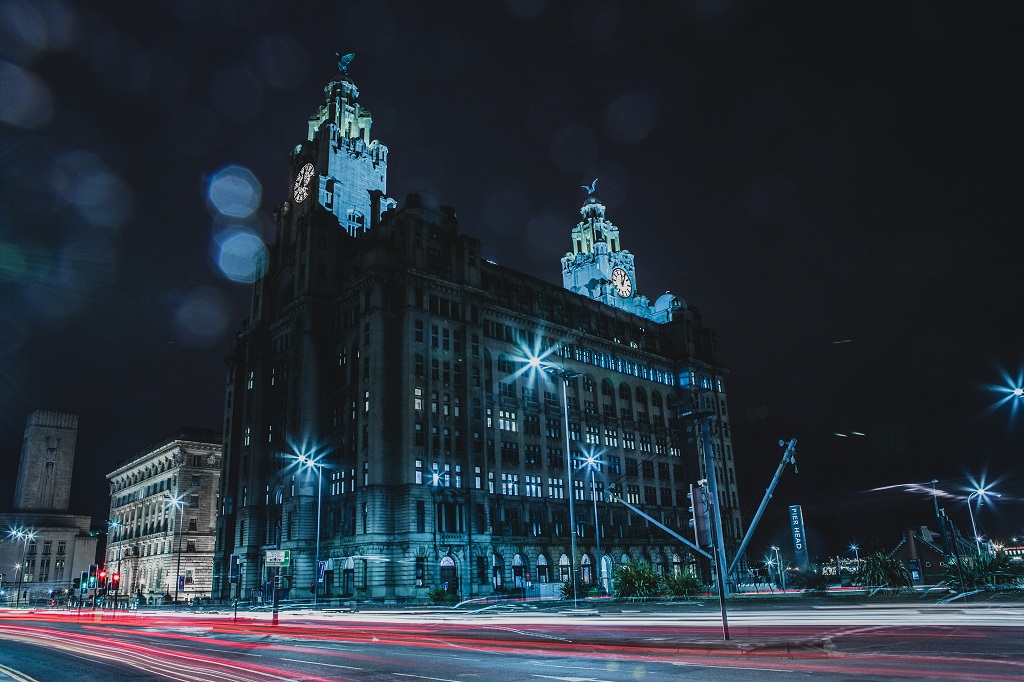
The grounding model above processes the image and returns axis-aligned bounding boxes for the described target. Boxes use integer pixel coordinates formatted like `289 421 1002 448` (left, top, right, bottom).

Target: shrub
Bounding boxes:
427 586 457 604
612 561 664 598
855 553 912 591
664 569 703 597
787 564 832 592
559 576 576 601
945 550 1024 591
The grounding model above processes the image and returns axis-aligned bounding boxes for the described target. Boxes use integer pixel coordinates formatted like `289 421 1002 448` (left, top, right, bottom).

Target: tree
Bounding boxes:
612 561 663 598
855 553 912 591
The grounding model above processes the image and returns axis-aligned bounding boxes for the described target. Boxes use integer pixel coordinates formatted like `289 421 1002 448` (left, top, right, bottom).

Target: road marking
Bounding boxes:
0 663 39 682
669 662 794 673
530 676 616 682
278 657 362 670
393 674 463 682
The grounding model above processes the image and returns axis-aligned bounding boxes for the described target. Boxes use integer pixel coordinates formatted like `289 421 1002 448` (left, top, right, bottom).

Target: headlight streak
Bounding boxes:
0 624 337 682
3 613 1023 680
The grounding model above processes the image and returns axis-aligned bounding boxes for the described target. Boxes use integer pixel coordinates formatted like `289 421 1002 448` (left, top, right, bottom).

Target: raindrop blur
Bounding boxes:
173 286 230 347
52 151 133 230
604 90 658 144
0 60 53 128
216 228 268 283
208 165 262 218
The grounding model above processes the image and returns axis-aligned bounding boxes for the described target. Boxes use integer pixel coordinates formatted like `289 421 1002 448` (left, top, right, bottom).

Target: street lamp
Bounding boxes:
771 545 785 591
109 520 124 609
529 356 581 608
967 488 1000 555
582 451 603 595
8 528 36 608
849 543 859 563
165 494 185 605
296 452 324 606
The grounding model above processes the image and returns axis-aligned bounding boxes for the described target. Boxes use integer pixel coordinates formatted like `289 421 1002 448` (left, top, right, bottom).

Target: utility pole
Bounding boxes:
727 439 797 579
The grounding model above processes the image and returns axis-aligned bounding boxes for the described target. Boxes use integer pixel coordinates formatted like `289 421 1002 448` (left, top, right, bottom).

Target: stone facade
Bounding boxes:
105 429 221 604
1 411 97 606
212 61 746 603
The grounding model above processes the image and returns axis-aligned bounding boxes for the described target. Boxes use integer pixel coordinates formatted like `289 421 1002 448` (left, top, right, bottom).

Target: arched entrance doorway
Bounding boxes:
440 556 458 594
512 553 527 589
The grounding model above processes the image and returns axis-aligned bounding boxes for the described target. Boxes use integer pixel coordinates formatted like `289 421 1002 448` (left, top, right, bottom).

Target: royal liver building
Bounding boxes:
213 57 743 602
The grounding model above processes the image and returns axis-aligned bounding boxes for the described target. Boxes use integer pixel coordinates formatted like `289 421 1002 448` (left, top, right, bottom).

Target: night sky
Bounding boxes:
2 1 1021 562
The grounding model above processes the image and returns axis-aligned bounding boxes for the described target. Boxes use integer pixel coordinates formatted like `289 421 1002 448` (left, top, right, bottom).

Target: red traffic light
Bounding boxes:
111 573 121 589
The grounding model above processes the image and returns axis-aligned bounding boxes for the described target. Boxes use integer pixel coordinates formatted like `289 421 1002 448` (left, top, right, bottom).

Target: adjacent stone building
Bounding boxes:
213 59 744 603
0 411 98 605
105 429 221 604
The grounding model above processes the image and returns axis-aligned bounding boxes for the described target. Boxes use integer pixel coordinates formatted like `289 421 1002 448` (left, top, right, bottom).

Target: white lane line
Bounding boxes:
278 657 363 670
393 674 463 682
0 662 39 682
669 662 794 673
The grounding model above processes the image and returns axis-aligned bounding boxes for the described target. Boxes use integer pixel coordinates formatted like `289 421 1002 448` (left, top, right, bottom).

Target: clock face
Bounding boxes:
611 267 632 297
293 163 315 202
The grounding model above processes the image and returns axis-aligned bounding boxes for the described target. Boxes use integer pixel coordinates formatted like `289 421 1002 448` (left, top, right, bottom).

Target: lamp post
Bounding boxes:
531 357 581 608
109 520 124 609
9 529 35 608
166 494 185 605
771 545 785 591
967 488 999 555
297 453 324 606
583 452 603 595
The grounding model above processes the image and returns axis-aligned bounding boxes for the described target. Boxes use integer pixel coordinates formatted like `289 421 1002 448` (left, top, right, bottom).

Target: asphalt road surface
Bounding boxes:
1 602 1022 681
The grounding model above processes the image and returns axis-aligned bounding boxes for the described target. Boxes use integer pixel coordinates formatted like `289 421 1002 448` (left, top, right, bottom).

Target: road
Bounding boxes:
1 602 1022 681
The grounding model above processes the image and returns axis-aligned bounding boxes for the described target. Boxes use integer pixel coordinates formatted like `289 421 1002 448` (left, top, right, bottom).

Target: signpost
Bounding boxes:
789 504 810 567
264 549 289 625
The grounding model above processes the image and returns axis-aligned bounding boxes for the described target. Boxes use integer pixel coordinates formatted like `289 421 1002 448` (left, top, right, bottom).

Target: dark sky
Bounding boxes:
2 0 1022 562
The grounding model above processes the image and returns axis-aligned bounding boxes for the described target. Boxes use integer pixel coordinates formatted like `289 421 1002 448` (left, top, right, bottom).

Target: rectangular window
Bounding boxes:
498 410 517 431
547 478 564 499
501 473 519 495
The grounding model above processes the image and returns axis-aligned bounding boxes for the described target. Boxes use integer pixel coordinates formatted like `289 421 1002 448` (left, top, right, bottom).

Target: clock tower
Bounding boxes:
562 181 678 321
289 54 390 237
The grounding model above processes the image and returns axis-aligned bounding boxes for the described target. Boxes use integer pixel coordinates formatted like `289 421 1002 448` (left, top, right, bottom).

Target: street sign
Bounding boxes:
266 549 290 566
318 560 326 582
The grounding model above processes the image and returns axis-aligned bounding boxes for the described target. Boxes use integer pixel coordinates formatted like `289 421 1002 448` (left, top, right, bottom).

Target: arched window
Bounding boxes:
601 379 615 399
536 554 550 583
618 383 631 401
581 554 592 586
559 554 571 581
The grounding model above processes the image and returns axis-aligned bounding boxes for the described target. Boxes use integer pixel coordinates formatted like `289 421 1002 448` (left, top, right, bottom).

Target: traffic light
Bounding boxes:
111 573 120 590
88 563 98 588
98 569 107 590
80 570 88 593
688 483 711 547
